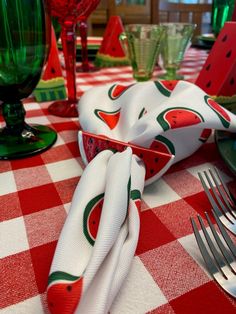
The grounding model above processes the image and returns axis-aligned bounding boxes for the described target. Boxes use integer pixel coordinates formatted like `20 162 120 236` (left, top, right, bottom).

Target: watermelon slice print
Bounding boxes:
157 107 204 131
94 108 121 129
131 189 142 212
108 84 133 100
47 271 82 314
150 135 175 155
204 95 230 128
79 131 174 184
83 193 104 246
199 128 212 142
154 80 178 97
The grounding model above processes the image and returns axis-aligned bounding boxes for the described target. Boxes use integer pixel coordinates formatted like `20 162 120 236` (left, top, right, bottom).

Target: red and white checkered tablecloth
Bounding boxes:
1 47 236 314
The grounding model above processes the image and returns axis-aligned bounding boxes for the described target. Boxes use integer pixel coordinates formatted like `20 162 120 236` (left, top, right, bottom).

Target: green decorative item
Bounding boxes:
159 23 196 80
119 24 165 82
0 0 57 159
212 0 235 37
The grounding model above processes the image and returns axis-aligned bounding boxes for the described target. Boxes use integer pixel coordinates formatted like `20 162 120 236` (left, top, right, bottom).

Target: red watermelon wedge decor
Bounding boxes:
154 80 178 97
94 108 121 130
94 16 130 67
83 193 104 246
195 22 236 97
47 272 82 314
204 95 231 128
79 131 174 184
108 84 133 100
157 107 204 131
34 26 66 102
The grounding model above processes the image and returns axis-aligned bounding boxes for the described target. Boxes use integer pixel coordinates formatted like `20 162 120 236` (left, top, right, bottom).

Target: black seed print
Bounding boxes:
230 77 235 85
206 64 211 71
222 34 227 42
206 81 211 88
226 50 232 58
67 285 72 292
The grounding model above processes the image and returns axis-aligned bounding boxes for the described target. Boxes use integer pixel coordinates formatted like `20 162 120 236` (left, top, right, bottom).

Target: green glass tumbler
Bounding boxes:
159 23 196 80
0 0 57 159
120 24 165 82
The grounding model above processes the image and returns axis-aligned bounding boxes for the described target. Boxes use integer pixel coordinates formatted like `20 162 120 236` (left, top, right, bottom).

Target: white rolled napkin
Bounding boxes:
47 80 236 314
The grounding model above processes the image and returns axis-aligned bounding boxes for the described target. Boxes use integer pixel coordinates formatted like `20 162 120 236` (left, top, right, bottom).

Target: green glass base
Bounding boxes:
0 124 57 160
159 72 184 80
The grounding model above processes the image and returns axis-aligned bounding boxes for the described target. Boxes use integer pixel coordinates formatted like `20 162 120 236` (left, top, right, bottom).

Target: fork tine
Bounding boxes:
213 167 235 207
212 210 236 258
198 172 230 221
203 170 234 222
190 217 219 277
209 168 236 219
197 214 230 279
205 212 236 273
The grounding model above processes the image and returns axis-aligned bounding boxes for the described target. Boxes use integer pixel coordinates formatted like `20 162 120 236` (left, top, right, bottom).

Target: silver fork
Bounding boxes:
198 167 236 235
191 212 236 298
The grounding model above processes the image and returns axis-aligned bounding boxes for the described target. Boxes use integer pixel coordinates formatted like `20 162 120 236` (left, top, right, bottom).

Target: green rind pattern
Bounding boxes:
48 271 80 286
154 81 171 97
154 135 175 155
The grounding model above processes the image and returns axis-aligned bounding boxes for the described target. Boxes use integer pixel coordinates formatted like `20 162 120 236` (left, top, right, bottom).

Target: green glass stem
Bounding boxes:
0 101 57 160
2 101 26 135
160 67 183 80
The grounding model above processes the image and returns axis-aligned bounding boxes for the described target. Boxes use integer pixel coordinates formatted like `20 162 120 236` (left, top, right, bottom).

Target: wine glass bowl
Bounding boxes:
159 23 196 80
0 0 57 160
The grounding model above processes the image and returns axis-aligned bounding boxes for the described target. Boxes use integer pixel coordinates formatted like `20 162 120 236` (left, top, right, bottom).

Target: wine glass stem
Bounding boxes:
61 21 77 102
79 19 90 72
2 101 26 135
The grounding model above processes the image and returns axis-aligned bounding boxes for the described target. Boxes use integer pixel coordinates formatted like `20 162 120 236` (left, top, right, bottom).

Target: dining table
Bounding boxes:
1 44 236 314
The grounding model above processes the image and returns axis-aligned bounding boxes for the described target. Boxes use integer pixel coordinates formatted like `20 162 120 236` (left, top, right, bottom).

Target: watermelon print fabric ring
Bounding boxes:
78 80 236 184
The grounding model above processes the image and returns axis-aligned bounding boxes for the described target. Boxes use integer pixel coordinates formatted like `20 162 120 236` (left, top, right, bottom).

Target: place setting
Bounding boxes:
1 1 236 314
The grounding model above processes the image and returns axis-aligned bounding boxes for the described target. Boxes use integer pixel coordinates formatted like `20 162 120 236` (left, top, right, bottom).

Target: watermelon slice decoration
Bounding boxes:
94 108 121 129
199 128 212 142
154 80 178 97
204 95 231 128
47 271 82 314
157 107 204 131
94 16 130 67
34 26 66 102
150 135 175 155
108 84 133 100
83 193 104 246
79 131 174 185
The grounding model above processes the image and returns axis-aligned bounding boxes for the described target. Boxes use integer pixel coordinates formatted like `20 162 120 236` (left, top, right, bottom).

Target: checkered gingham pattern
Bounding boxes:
1 47 236 314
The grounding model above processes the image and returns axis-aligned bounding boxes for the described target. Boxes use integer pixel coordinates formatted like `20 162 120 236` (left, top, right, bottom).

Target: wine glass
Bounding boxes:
77 0 100 72
0 0 57 160
46 0 99 117
159 23 196 80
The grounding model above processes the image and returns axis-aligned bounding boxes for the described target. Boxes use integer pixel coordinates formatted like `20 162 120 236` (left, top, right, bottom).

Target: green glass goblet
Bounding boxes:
0 0 57 160
159 23 196 80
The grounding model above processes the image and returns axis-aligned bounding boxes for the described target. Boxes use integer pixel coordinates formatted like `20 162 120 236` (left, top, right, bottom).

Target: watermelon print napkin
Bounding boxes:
47 148 145 314
47 80 236 314
78 80 236 185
